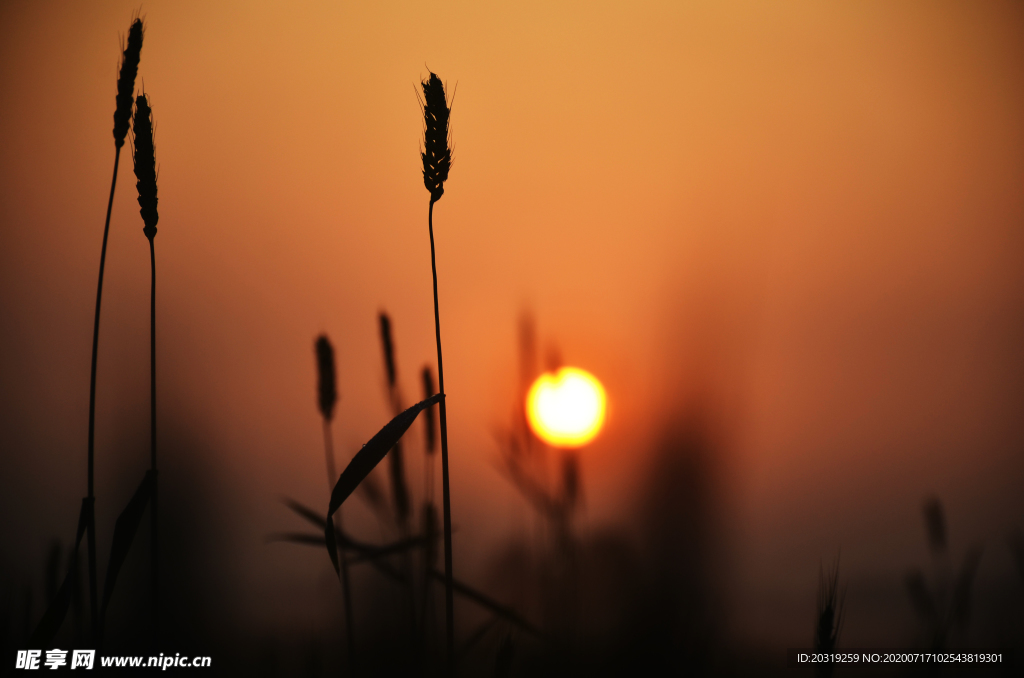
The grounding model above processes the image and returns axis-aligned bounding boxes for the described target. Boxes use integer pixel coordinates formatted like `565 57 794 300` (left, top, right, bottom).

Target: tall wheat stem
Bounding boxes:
86 15 143 642
134 88 160 647
147 236 159 644
323 421 356 670
86 147 122 639
428 199 455 669
315 335 355 670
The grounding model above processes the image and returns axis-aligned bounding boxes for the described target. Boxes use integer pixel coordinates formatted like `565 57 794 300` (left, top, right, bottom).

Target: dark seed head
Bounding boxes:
113 19 143 148
132 93 158 240
420 72 452 203
315 335 337 421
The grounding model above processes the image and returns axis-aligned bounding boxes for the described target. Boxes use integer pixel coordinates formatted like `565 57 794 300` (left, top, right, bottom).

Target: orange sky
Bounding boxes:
2 0 1023 647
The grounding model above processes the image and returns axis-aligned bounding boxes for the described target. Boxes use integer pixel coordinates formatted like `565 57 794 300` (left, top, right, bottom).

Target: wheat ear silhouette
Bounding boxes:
419 70 455 671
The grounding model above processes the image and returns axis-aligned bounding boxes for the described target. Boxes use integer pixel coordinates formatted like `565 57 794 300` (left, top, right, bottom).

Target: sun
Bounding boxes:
526 367 607 448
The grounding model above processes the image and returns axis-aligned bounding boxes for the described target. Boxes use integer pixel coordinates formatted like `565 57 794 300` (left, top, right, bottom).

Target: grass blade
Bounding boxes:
271 532 406 583
283 497 326 529
379 313 411 526
271 522 547 640
99 471 154 637
347 536 427 564
904 569 935 621
428 569 545 641
267 532 326 547
459 616 498 661
28 499 91 648
270 531 424 562
323 392 443 571
951 545 983 627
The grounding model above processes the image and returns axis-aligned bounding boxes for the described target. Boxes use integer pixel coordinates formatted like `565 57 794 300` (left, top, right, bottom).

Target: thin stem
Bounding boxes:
386 386 418 646
425 445 435 505
87 145 122 640
324 421 356 672
148 236 159 647
428 199 455 672
322 419 338 489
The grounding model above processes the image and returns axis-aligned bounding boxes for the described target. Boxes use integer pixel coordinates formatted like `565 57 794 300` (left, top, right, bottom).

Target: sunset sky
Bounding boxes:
2 0 1022 652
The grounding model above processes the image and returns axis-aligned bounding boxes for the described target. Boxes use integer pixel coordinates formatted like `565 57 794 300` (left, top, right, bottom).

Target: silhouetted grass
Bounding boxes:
274 312 557 673
84 15 144 640
420 366 439 650
27 18 146 651
324 395 443 575
905 497 983 654
377 311 418 643
379 312 410 528
313 334 355 667
814 557 844 678
495 313 580 549
419 70 457 670
132 89 161 646
92 89 164 650
99 470 155 644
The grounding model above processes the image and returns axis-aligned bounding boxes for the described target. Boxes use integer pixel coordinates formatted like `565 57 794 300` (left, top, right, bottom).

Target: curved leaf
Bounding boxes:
325 394 442 572
28 498 91 648
100 470 155 636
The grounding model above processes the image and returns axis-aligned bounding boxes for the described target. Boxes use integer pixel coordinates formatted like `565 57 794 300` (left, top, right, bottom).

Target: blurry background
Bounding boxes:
1 0 1022 671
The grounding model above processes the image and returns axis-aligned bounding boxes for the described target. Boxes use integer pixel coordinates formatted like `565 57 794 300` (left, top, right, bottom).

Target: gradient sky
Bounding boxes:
2 0 1023 648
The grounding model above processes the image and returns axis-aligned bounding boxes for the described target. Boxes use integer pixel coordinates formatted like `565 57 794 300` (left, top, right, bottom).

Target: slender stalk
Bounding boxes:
428 199 455 670
85 14 143 645
148 237 159 645
378 313 417 643
86 146 122 640
134 88 160 648
322 420 338 488
419 368 438 653
323 421 356 670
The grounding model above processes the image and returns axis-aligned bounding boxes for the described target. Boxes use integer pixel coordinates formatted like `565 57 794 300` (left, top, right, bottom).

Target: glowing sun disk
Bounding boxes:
526 367 606 448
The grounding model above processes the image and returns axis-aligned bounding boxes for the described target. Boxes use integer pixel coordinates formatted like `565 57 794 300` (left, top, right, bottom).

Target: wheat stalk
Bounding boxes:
132 90 160 644
377 312 421 647
314 335 356 667
85 16 143 641
379 313 411 526
421 366 437 499
419 70 455 671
